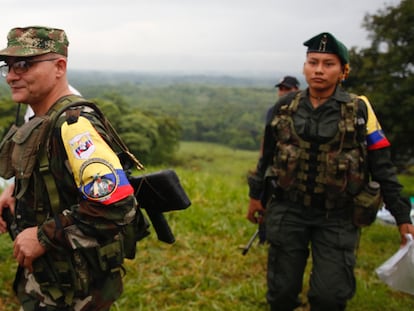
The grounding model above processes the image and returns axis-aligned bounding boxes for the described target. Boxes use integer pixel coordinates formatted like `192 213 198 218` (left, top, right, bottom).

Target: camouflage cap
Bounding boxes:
303 32 349 65
0 26 69 59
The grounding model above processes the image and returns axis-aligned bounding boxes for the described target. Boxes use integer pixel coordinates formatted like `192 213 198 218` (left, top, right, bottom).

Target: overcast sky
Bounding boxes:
1 0 401 76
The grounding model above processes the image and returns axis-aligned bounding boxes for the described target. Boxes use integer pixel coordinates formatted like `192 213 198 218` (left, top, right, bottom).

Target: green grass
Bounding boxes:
1 141 413 310
399 174 414 197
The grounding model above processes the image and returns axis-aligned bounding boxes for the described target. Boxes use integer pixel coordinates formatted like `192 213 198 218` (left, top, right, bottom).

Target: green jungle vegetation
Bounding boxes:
0 79 276 166
0 141 413 311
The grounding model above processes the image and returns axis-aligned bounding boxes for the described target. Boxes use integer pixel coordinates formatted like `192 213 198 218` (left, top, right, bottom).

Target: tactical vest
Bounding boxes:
0 95 142 221
0 95 144 305
270 91 367 207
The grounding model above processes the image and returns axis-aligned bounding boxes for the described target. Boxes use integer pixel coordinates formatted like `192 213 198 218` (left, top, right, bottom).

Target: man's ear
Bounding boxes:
55 58 67 78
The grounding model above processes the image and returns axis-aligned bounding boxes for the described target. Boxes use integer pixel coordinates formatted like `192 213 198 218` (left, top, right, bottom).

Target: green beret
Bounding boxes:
0 26 69 60
303 32 349 65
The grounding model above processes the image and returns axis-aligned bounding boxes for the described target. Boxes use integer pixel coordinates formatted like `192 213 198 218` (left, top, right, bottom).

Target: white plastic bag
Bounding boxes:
376 234 414 295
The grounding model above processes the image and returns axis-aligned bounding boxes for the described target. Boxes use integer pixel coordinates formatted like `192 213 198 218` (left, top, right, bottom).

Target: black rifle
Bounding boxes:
241 229 259 255
1 207 18 240
128 169 191 244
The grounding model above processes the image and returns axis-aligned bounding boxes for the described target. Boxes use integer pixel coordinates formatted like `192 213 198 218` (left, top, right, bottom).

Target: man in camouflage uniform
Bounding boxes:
247 32 414 311
0 26 138 310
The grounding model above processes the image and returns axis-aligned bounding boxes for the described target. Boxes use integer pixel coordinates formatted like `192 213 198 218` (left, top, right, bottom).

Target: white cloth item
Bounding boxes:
376 205 414 225
376 234 414 295
376 206 397 225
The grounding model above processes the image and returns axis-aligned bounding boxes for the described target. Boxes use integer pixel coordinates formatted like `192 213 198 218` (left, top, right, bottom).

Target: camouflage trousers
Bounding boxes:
15 267 123 311
265 198 360 311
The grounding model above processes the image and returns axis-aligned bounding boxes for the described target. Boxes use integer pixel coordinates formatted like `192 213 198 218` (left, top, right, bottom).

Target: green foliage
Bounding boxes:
1 141 414 310
0 234 19 310
150 115 181 164
0 94 18 138
90 94 182 165
80 83 274 151
119 111 159 161
399 174 414 196
346 0 414 163
0 92 181 166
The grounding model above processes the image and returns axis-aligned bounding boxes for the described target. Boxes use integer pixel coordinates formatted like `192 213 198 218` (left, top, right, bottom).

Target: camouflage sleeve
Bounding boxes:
38 110 137 248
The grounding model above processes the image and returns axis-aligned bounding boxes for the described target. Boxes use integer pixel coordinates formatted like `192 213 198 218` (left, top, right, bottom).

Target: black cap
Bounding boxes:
275 76 300 89
303 32 349 65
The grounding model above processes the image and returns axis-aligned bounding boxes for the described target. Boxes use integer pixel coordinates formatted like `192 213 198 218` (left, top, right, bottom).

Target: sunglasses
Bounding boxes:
0 58 59 77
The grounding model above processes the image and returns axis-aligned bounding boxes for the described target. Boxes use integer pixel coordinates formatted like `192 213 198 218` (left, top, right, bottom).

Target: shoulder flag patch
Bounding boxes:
358 95 391 150
61 116 133 204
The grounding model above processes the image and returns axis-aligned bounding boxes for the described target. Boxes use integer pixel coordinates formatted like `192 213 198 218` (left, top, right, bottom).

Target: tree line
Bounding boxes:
0 82 275 165
346 0 414 165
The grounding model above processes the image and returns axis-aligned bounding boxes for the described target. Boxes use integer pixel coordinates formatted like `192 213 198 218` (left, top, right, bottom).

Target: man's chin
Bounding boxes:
11 94 26 104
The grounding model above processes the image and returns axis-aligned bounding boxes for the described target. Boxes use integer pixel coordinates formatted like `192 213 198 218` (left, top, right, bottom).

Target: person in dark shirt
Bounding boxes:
265 76 300 124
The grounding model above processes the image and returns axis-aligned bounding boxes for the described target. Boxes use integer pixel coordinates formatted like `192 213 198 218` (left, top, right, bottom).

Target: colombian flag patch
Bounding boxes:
359 96 391 150
61 116 133 204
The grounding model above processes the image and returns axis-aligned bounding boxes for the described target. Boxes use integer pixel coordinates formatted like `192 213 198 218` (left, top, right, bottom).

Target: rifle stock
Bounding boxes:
1 207 17 240
143 207 175 244
128 169 191 244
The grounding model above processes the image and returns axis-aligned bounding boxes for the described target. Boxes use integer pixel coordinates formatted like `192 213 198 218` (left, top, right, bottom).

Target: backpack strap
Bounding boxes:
337 93 357 150
276 90 303 117
38 95 85 216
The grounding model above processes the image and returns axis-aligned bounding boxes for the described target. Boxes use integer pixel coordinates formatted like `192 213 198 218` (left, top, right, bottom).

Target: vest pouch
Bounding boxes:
123 207 150 259
324 148 365 195
345 148 365 195
65 227 124 276
352 181 383 227
12 116 51 179
274 143 300 190
272 117 292 142
324 150 348 193
0 124 18 179
32 252 78 301
97 238 124 272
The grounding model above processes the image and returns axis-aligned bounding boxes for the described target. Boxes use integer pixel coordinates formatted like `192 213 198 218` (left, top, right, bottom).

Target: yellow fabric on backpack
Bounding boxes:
61 116 133 204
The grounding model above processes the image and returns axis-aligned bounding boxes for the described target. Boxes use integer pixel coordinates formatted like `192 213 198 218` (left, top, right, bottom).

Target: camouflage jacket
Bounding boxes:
10 96 137 249
0 95 139 305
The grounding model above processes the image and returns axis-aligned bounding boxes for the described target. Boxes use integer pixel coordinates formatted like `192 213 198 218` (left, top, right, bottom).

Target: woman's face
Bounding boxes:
303 52 344 93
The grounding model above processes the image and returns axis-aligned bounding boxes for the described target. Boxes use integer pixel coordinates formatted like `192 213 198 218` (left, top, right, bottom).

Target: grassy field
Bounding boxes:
0 141 414 310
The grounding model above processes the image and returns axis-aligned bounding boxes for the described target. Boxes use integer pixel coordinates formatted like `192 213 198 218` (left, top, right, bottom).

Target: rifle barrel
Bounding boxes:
242 229 259 255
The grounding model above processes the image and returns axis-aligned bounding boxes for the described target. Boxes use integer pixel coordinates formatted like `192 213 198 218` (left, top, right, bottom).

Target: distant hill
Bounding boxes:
67 70 306 88
0 70 306 89
0 71 306 152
